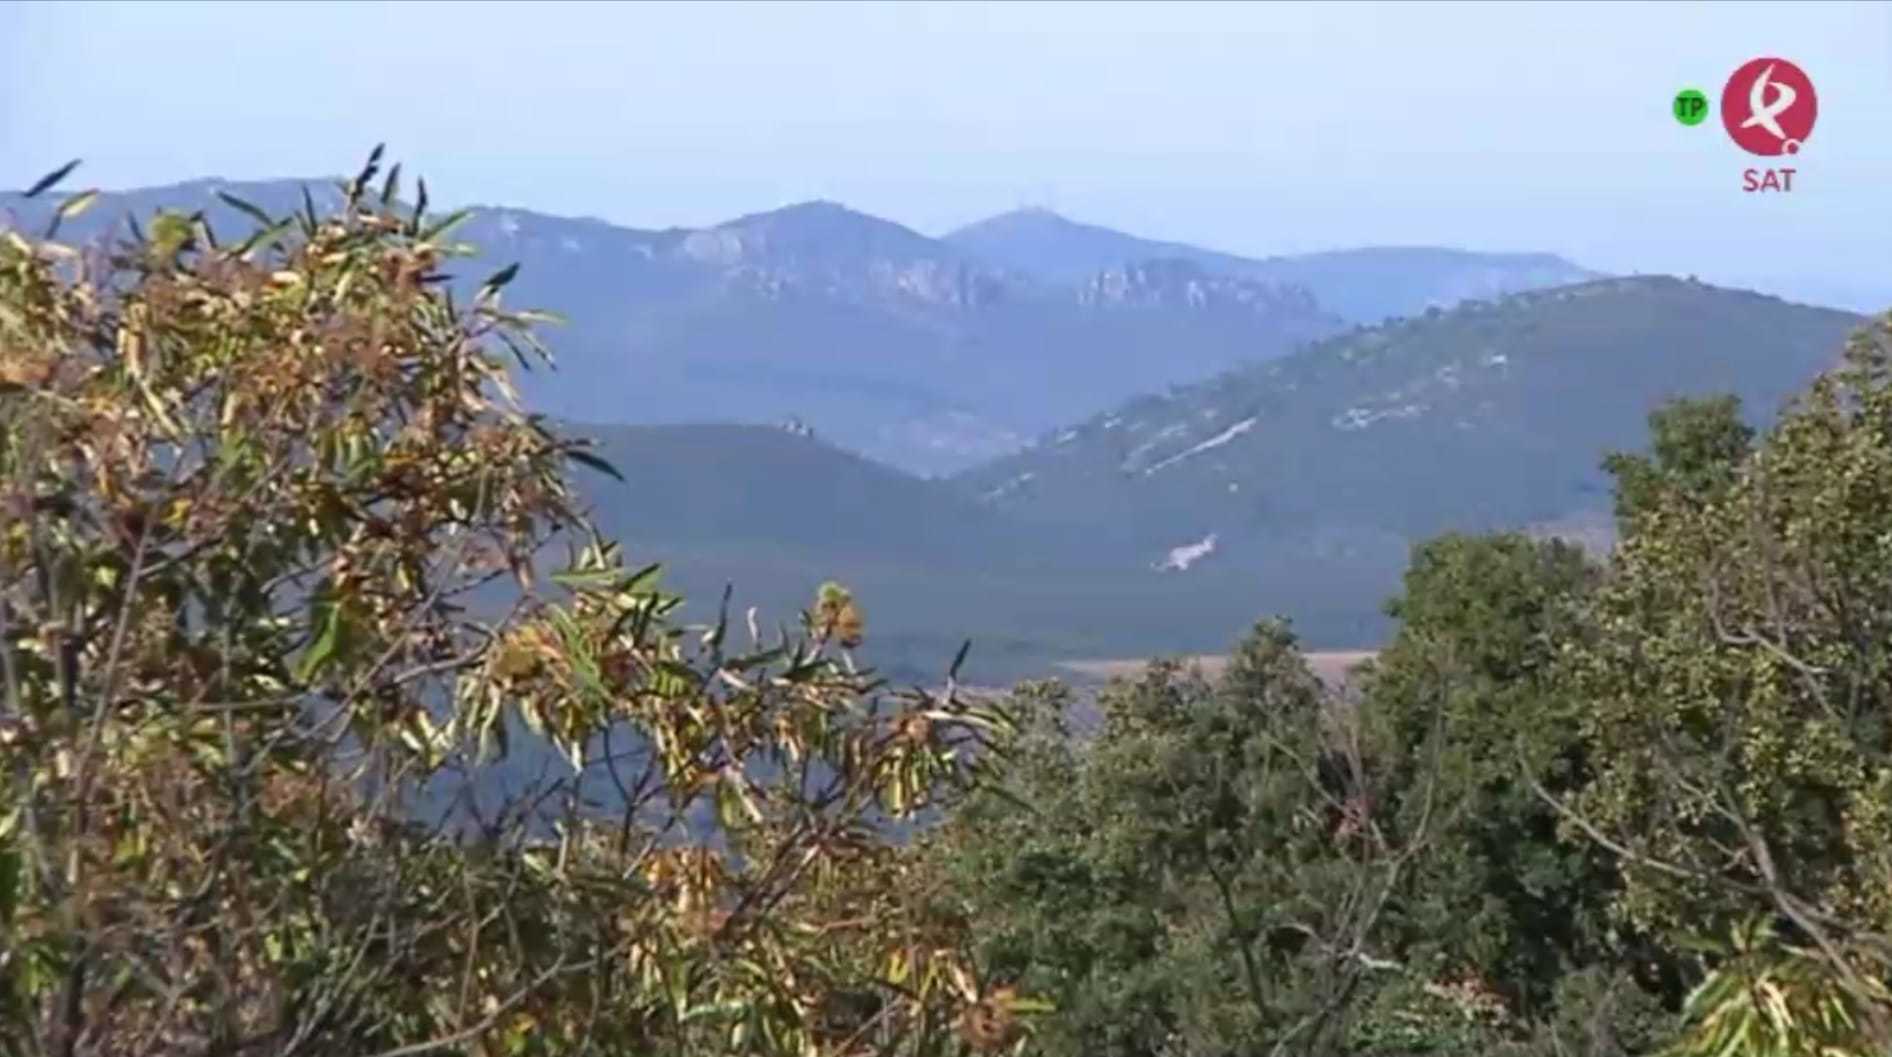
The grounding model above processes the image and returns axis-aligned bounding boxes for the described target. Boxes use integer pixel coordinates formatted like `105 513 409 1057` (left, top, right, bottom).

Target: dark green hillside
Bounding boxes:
556 280 1863 675
569 422 1054 566
562 423 1388 682
956 276 1863 599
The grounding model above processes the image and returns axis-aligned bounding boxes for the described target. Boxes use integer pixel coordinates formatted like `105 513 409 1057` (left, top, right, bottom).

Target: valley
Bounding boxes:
1 177 1865 687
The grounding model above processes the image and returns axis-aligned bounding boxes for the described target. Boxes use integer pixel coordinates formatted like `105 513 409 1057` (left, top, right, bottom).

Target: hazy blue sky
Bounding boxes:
5 1 1889 306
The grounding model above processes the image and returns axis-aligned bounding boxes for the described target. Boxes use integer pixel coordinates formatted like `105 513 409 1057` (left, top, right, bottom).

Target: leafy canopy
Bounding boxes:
0 154 1027 1057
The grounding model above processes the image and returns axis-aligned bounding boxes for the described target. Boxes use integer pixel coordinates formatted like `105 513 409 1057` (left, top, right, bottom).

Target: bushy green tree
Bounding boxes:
1603 395 1756 524
1558 314 1892 1054
1353 534 1646 1026
935 621 1449 1057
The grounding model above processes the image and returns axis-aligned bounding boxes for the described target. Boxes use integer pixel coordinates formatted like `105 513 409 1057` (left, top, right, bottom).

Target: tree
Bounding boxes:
1351 532 1691 1056
1602 394 1754 524
0 155 1024 1056
934 621 1446 1057
1554 313 1892 1054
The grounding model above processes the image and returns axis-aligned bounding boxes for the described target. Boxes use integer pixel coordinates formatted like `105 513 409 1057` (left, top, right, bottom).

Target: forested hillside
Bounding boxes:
959 277 1861 582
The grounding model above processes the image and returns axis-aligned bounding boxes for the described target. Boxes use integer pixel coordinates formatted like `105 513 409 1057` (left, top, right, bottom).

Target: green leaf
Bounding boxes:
43 188 99 240
564 447 624 482
410 176 430 234
216 191 275 230
191 211 218 250
653 659 703 694
23 159 81 199
1009 997 1058 1014
227 218 295 261
295 602 344 684
948 639 972 682
380 161 402 205
419 207 470 242
497 333 535 372
725 644 790 670
0 845 19 926
348 143 386 201
477 261 521 302
623 561 663 593
56 189 99 220
550 567 631 591
680 1000 749 1023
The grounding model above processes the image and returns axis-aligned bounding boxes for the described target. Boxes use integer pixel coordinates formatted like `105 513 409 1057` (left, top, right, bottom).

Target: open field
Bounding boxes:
1055 650 1377 690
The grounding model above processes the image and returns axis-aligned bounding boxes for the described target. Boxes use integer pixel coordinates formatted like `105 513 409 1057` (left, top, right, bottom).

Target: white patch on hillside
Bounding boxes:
497 213 521 238
1332 404 1427 431
1154 533 1218 572
1142 417 1258 476
560 236 583 253
1484 352 1510 366
1053 428 1079 445
1120 422 1190 470
978 472 1035 503
1100 416 1122 430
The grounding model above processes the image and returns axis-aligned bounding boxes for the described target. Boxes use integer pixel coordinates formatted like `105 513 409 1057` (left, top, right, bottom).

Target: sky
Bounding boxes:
4 0 1890 308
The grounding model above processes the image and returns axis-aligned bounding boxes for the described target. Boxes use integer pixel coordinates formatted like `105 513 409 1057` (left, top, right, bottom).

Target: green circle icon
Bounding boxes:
1673 87 1710 126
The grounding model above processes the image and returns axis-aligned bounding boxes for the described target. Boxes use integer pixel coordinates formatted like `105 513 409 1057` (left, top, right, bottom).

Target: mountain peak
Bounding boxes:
948 206 1122 244
719 199 919 236
946 207 1258 289
750 198 858 220
683 199 944 269
964 205 1074 227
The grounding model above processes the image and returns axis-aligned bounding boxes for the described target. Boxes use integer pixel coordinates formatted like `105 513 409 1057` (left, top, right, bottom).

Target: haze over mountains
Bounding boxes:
1 174 1869 681
2 177 1592 474
945 207 1600 324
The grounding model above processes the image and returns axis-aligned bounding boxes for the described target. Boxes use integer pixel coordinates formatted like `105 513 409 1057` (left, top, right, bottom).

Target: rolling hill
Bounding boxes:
558 422 1370 685
566 275 1861 679
952 277 1863 631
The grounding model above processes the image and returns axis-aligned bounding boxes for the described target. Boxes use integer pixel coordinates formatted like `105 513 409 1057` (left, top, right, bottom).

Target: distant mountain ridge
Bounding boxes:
1 178 1332 472
944 207 1601 323
1 176 1597 473
946 207 1258 284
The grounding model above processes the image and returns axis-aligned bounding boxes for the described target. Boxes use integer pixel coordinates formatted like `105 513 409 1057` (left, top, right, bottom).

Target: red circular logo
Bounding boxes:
1720 57 1817 156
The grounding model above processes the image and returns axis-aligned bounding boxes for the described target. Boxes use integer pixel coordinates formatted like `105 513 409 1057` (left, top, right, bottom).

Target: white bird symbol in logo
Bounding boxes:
1740 63 1797 142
